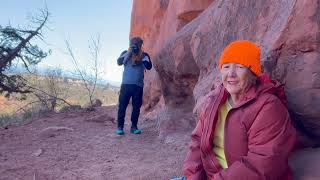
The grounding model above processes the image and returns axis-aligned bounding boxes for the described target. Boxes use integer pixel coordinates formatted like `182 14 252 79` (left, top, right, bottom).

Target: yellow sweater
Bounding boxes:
213 98 232 169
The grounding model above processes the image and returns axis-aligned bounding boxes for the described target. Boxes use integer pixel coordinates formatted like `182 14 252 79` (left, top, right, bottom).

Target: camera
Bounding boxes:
131 45 140 55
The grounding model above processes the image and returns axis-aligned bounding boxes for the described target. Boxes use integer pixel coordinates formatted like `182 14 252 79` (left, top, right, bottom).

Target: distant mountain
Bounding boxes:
5 64 121 87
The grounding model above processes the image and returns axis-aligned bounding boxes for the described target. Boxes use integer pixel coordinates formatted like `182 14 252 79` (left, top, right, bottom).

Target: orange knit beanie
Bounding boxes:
219 40 262 76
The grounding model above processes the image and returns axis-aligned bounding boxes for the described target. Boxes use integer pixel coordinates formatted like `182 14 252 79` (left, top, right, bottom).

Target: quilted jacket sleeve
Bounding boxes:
183 97 212 180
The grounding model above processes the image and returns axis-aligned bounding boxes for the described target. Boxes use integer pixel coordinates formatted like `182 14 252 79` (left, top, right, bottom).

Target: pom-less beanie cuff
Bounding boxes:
219 40 262 76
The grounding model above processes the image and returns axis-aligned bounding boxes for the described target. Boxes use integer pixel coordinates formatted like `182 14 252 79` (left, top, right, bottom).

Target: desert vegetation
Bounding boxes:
0 71 119 127
0 8 119 127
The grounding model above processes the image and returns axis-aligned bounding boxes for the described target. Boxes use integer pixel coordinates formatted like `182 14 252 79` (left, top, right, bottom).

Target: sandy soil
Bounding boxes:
1 105 320 180
0 106 190 180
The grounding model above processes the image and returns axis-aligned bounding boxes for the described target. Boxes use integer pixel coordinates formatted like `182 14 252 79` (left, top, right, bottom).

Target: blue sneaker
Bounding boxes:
170 177 186 180
116 128 124 135
130 127 141 134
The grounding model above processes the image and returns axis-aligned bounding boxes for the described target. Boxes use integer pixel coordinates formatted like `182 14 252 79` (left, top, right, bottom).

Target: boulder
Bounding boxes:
131 0 213 131
289 148 320 179
82 99 103 111
131 0 320 145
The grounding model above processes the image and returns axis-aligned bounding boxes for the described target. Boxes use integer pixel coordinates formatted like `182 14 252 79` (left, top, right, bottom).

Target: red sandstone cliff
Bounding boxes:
130 0 320 146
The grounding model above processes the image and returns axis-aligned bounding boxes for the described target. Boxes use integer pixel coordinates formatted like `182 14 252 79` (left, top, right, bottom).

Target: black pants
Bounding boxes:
117 84 143 129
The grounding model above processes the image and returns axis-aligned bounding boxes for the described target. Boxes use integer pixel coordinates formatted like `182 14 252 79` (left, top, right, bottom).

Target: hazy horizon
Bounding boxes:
1 0 133 84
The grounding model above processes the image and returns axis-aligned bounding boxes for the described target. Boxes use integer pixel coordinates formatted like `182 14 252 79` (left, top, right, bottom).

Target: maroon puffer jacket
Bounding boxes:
183 75 297 180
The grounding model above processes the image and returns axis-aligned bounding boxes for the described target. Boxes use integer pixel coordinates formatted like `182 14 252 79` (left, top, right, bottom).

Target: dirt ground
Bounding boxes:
1 105 320 180
0 106 191 180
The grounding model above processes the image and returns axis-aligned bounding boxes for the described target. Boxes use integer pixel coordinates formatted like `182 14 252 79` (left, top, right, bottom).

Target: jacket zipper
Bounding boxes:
204 86 224 172
224 106 232 167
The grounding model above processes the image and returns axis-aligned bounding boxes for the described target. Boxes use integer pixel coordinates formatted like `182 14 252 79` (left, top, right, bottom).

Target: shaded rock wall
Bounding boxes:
130 0 213 133
130 0 320 144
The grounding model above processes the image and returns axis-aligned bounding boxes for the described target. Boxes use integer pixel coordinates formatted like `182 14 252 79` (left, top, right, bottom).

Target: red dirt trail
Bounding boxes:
1 106 320 180
0 106 190 180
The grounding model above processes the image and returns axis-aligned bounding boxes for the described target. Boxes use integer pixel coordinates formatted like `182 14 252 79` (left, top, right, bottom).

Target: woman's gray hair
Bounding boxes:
248 69 260 87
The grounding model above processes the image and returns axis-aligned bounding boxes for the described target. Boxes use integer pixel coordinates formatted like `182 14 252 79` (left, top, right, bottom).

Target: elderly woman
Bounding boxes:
183 40 296 180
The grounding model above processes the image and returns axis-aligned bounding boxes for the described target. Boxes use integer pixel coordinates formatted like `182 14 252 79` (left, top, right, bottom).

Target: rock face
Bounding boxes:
130 0 320 144
289 148 320 179
130 0 213 115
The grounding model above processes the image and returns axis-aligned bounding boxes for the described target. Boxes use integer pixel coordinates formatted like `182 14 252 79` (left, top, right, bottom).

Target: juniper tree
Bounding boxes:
0 9 50 97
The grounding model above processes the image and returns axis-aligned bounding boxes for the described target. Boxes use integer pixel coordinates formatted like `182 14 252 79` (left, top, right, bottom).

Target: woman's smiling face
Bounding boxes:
221 62 255 97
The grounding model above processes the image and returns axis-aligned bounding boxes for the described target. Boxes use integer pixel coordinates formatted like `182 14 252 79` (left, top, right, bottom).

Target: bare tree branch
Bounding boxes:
26 83 72 107
64 34 102 108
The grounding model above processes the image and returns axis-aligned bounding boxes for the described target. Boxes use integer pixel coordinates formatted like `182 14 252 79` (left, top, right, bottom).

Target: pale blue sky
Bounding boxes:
0 0 133 83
